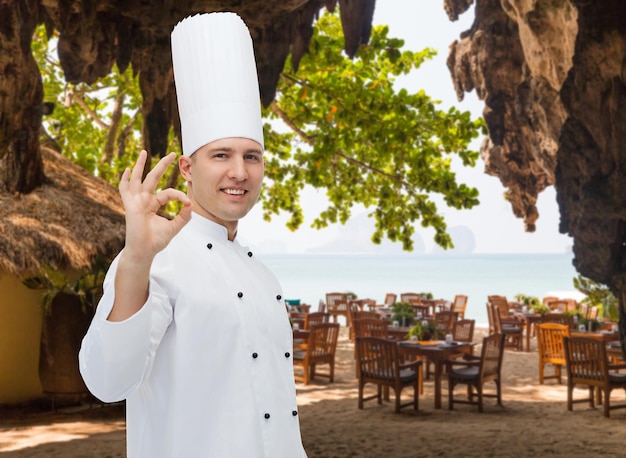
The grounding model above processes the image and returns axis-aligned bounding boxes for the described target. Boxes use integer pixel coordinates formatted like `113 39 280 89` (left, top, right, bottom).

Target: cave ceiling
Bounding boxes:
1 0 625 307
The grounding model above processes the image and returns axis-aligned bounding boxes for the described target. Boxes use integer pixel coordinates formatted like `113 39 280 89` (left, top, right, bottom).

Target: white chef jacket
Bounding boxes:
79 213 307 457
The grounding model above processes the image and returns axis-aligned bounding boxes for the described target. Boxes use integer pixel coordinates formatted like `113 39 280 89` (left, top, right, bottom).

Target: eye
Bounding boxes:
245 153 262 162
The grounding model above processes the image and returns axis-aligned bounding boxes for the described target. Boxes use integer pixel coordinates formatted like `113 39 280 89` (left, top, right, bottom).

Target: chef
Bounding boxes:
79 12 307 458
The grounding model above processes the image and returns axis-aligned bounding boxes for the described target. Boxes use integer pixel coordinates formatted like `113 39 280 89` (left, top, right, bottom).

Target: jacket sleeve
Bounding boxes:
78 255 173 402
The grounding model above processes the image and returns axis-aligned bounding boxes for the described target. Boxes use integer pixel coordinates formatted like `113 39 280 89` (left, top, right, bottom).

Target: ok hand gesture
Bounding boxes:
119 150 192 264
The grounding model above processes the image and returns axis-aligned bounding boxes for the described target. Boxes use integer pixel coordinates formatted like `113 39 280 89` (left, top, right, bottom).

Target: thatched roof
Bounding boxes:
0 148 124 277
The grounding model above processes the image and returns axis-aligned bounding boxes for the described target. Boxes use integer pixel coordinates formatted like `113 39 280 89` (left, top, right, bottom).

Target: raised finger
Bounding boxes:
141 152 178 192
128 150 149 191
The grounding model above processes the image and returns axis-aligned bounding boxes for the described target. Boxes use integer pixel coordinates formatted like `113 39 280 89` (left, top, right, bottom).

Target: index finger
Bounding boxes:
141 152 178 192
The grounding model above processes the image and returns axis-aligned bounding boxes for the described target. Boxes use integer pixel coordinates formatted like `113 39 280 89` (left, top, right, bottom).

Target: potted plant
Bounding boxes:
408 320 444 341
390 301 415 327
23 256 109 406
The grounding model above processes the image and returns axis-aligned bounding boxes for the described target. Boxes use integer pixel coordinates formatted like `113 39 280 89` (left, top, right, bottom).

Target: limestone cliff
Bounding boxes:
445 0 626 325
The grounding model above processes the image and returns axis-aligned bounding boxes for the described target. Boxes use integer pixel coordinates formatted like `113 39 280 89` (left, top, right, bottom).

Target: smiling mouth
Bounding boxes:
223 188 246 195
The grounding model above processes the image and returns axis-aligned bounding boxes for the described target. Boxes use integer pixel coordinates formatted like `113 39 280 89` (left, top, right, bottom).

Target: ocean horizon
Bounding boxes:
256 252 582 326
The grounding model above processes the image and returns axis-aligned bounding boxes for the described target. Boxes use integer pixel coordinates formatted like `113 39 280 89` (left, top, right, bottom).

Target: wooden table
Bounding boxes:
512 312 544 352
386 326 411 340
570 330 620 343
398 340 474 409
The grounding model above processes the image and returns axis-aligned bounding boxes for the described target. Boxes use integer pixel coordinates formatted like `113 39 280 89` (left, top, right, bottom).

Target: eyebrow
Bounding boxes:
207 146 263 154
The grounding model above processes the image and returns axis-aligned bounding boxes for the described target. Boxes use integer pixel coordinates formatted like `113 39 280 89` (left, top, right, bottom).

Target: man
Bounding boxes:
79 13 307 457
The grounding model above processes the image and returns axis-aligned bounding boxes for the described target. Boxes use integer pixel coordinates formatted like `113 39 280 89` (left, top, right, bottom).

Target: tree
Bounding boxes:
263 12 484 250
33 11 484 250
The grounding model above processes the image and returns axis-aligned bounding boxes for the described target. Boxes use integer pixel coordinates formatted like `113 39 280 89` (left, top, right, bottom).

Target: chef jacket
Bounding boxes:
79 213 307 457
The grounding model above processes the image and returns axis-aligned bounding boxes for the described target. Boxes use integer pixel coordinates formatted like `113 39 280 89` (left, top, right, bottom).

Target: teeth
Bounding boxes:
224 189 245 195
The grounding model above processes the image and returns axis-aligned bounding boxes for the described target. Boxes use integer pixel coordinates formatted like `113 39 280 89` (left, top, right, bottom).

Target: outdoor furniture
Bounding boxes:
564 335 626 417
349 310 383 341
511 310 543 352
446 333 505 412
356 336 421 413
492 304 524 351
380 293 397 308
433 311 458 334
293 322 340 385
325 292 349 324
400 292 421 303
399 339 475 409
536 323 570 384
289 311 307 330
451 294 468 319
304 311 329 330
452 319 475 344
487 295 519 326
547 300 569 313
541 313 574 328
542 296 559 305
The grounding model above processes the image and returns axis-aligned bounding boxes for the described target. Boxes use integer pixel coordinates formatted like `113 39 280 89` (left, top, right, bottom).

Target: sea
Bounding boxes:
256 252 582 327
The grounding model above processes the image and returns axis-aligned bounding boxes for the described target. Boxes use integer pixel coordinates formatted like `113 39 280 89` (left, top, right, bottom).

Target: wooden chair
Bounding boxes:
317 299 326 313
564 335 626 417
548 300 569 313
491 304 523 351
355 336 421 413
446 333 505 412
293 322 340 385
304 311 329 330
381 293 397 308
486 302 496 335
325 292 349 325
433 311 458 334
563 298 577 312
542 296 559 306
451 294 468 319
453 319 475 344
540 313 574 329
289 311 307 330
348 309 381 341
487 295 519 327
400 292 422 305
353 318 389 339
536 323 570 384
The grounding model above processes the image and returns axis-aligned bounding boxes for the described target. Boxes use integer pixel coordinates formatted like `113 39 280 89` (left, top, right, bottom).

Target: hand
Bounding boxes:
119 150 192 263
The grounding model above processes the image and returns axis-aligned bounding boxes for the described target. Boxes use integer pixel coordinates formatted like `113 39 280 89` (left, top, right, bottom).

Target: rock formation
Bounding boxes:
445 0 626 329
0 0 375 195
1 0 624 328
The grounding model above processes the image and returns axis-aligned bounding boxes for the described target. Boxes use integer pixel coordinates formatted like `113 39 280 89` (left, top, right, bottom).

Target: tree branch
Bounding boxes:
68 87 109 130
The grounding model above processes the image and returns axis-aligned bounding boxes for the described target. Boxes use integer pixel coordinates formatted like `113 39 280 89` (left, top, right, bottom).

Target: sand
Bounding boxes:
1 327 625 457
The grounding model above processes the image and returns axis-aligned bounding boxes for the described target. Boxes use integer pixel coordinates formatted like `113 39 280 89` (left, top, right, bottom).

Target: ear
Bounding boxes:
179 155 192 181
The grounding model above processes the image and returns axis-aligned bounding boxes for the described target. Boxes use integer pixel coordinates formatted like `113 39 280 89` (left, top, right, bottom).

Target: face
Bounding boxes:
179 137 264 239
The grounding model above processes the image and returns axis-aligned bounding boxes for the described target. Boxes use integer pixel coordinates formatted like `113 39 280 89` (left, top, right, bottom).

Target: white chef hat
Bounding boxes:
171 12 264 155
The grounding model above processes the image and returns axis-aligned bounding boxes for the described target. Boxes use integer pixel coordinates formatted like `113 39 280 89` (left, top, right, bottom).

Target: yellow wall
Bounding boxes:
0 273 44 404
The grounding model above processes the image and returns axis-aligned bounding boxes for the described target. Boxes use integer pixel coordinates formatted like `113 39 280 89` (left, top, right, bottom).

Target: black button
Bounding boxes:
292 410 298 416
252 352 258 358
284 352 290 358
276 295 282 300
237 292 243 298
264 413 270 419
206 243 213 249
248 251 253 257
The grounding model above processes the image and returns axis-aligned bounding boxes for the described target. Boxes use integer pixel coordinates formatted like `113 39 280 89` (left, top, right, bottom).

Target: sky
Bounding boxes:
238 1 574 255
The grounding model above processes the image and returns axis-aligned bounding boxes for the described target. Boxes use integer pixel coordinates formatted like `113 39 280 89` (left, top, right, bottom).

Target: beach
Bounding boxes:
1 326 625 457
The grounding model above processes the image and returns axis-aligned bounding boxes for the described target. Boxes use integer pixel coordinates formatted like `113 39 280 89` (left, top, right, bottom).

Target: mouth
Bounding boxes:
222 188 247 196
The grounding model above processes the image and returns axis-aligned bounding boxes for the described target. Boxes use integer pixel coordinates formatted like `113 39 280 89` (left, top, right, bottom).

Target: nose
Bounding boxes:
228 155 248 181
